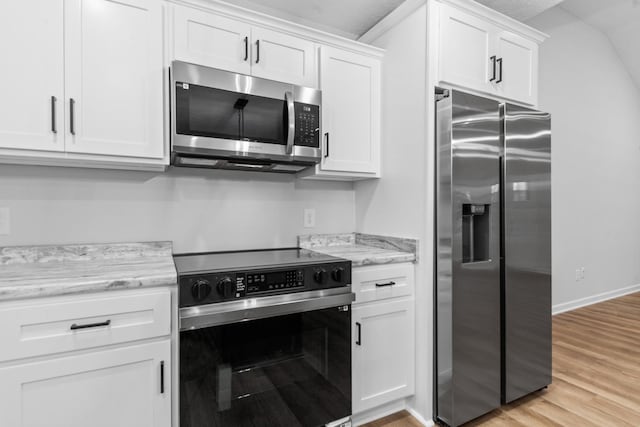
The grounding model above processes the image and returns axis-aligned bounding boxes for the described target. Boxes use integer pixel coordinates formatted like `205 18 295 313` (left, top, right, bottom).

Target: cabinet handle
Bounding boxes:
244 36 248 61
255 39 260 63
50 96 57 134
497 57 503 84
375 281 396 287
356 322 362 346
489 56 497 82
69 98 76 135
160 361 165 394
70 319 111 330
324 132 329 158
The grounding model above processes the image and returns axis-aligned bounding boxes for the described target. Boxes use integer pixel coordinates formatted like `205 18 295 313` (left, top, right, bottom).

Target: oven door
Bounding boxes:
172 61 321 164
179 290 353 427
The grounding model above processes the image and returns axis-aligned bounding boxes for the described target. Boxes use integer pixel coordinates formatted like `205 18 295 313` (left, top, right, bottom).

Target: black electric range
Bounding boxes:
175 248 354 427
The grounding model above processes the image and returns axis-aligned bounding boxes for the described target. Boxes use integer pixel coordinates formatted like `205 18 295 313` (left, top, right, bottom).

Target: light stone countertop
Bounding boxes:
298 233 418 267
0 242 177 302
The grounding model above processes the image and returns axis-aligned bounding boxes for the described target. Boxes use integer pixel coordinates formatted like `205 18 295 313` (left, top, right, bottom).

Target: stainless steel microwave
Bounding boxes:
170 61 322 173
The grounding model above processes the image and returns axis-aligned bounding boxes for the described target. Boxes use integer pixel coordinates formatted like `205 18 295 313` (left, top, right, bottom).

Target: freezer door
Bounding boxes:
436 90 501 427
501 103 552 403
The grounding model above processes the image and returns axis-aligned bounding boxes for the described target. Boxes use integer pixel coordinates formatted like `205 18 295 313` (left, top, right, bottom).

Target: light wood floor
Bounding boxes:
364 292 640 427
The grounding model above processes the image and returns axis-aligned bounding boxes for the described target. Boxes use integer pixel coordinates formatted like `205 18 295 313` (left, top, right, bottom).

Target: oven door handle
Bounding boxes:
180 289 354 331
285 90 295 155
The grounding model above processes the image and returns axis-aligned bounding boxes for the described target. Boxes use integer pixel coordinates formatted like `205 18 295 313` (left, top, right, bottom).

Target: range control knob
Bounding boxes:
313 268 328 285
217 276 236 298
191 279 212 302
331 267 346 283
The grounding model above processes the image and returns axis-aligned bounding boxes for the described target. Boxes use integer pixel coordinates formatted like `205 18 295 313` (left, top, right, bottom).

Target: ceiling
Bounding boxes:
475 0 563 22
220 0 405 39
561 0 640 90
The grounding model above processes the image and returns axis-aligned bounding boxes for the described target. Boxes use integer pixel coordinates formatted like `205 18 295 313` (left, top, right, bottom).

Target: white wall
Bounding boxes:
355 4 433 422
529 7 640 311
0 165 355 253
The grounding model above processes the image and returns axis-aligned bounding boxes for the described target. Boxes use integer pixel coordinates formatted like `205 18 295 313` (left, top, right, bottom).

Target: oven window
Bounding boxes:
180 306 351 427
175 83 287 145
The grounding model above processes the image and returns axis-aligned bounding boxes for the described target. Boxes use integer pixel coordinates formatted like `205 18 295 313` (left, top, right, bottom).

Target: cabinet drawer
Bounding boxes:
352 263 414 304
0 288 171 363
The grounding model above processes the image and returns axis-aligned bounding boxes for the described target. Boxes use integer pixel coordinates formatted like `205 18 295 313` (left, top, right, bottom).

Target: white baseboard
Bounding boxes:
352 399 407 426
552 283 640 315
406 407 434 426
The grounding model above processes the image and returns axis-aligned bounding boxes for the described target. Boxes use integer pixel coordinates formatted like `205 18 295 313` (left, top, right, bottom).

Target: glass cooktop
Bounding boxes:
173 248 345 275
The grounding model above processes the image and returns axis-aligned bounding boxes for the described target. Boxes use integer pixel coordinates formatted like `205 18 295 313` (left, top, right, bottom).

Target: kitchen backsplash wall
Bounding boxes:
0 165 355 253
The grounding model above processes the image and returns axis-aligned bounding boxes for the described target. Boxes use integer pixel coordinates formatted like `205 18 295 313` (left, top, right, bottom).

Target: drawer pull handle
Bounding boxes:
375 281 396 287
70 319 111 330
356 322 362 346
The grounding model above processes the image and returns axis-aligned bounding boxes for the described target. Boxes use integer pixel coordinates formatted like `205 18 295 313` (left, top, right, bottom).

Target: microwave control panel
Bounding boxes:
294 103 320 148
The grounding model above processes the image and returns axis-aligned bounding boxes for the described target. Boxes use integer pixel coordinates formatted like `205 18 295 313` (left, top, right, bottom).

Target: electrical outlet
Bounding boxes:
0 208 10 235
575 268 581 281
580 267 585 280
303 208 316 228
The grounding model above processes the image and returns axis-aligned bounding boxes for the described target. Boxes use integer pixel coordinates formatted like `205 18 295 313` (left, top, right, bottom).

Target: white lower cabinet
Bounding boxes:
352 299 415 414
0 340 171 427
351 263 415 416
0 288 173 427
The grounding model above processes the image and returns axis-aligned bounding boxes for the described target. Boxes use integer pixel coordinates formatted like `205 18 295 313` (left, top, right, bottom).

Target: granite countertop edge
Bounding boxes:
298 233 418 267
0 242 177 303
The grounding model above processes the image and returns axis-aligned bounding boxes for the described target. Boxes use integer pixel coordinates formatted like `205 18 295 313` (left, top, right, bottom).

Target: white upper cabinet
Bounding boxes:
64 0 164 159
0 0 65 152
250 27 316 87
436 1 545 106
173 5 316 87
299 46 381 179
173 5 251 75
495 31 538 105
438 4 494 94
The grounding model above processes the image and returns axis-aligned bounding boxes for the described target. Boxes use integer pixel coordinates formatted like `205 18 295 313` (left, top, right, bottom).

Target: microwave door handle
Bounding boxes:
285 91 295 155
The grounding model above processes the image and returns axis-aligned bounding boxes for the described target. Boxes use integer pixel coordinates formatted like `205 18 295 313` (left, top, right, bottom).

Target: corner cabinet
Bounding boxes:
351 263 415 417
436 1 545 106
0 288 172 427
298 46 382 180
0 0 166 171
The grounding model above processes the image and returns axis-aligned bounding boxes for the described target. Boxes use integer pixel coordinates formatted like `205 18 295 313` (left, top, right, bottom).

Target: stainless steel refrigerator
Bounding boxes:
434 89 551 427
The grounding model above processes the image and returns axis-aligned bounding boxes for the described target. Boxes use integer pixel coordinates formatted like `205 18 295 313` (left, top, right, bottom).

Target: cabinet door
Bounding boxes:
496 31 538 105
319 46 381 174
438 3 496 94
250 27 316 87
173 5 251 75
352 299 415 414
0 0 64 152
0 340 171 427
64 0 164 159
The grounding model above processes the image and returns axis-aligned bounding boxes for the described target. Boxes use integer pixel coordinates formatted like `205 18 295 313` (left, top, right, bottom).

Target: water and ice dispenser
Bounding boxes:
462 204 491 263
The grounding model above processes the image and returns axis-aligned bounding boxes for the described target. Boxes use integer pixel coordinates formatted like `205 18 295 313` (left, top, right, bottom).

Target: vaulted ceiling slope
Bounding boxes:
219 0 404 39
560 0 640 90
475 0 563 21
